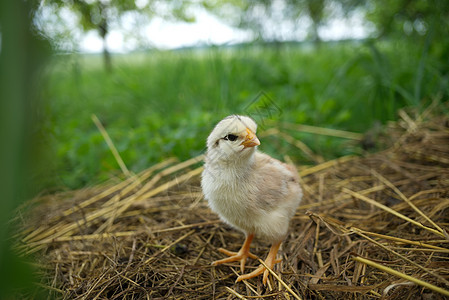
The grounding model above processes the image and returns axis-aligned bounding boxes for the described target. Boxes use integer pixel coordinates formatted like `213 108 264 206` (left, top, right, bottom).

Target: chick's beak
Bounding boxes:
241 128 260 148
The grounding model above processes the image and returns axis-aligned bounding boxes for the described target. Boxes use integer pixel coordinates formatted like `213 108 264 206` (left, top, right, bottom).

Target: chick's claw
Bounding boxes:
236 241 282 285
236 265 265 283
217 248 258 259
212 234 258 273
235 260 281 285
212 247 258 273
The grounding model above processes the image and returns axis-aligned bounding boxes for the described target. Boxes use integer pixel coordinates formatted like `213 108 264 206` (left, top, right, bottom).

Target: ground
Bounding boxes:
16 107 449 299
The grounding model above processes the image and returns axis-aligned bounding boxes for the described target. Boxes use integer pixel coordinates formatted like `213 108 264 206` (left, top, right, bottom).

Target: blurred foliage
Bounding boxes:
366 0 449 69
40 39 447 190
0 0 51 298
203 0 371 43
204 0 449 57
203 0 329 42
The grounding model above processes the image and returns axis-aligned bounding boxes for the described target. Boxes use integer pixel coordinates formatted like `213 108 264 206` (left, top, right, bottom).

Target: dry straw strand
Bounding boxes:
225 286 248 299
353 256 449 297
350 227 449 286
92 114 132 178
351 227 447 250
342 188 446 238
258 259 302 300
370 169 445 234
279 121 364 140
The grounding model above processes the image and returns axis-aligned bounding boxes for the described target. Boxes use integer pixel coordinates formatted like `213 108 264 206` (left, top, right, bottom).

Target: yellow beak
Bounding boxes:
241 128 260 148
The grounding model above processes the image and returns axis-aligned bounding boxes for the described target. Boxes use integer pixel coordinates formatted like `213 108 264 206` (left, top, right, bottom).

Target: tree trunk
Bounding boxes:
307 0 324 50
311 22 321 49
99 19 112 72
102 36 112 72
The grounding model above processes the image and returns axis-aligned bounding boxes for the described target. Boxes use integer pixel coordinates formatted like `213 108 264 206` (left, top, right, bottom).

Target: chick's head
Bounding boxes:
206 115 260 163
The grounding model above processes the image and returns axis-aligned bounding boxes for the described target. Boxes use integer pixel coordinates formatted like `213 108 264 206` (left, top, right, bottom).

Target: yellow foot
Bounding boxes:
212 247 258 273
236 241 282 285
211 234 257 273
236 258 282 285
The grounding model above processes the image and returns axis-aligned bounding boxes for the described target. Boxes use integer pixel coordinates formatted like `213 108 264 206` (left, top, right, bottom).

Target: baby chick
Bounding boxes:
201 115 302 284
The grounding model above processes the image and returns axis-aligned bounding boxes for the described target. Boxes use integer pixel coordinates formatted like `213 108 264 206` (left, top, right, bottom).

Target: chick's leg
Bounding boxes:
212 233 258 273
236 240 282 285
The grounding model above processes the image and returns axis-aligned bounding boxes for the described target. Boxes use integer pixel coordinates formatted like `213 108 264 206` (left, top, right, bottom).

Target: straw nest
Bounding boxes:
16 105 449 299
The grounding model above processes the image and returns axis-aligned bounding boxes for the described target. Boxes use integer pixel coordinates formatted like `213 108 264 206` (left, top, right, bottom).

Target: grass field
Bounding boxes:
39 40 447 190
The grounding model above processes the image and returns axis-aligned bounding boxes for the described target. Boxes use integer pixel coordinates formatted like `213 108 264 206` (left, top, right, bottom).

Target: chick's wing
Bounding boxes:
250 152 301 210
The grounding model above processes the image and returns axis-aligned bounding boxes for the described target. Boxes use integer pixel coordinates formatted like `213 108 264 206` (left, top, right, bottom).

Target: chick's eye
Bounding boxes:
223 134 238 141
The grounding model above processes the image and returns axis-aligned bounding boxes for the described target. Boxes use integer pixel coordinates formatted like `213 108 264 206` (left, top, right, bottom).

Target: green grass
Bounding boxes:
39 40 448 190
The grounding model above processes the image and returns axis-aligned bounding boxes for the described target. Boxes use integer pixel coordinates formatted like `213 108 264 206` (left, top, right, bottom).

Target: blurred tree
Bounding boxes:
305 0 325 46
39 0 142 71
35 0 195 71
366 0 449 62
364 0 449 101
367 0 445 37
205 0 447 49
202 0 360 46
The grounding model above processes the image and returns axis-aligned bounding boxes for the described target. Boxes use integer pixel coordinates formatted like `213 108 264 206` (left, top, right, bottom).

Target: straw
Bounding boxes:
14 105 449 299
353 256 449 297
92 114 132 178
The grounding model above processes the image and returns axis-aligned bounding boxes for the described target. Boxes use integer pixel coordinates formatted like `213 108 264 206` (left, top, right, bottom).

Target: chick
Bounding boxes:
201 115 302 284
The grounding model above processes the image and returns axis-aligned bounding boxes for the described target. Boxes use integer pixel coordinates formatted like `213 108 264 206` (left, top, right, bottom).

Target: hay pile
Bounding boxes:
16 107 449 299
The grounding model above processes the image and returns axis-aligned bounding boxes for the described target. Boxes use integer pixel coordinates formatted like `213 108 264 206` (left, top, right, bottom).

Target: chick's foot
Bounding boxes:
236 241 282 285
211 234 257 273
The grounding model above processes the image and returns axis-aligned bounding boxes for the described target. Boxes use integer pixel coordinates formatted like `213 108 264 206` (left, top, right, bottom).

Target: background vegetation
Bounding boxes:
41 39 446 189
31 0 449 190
